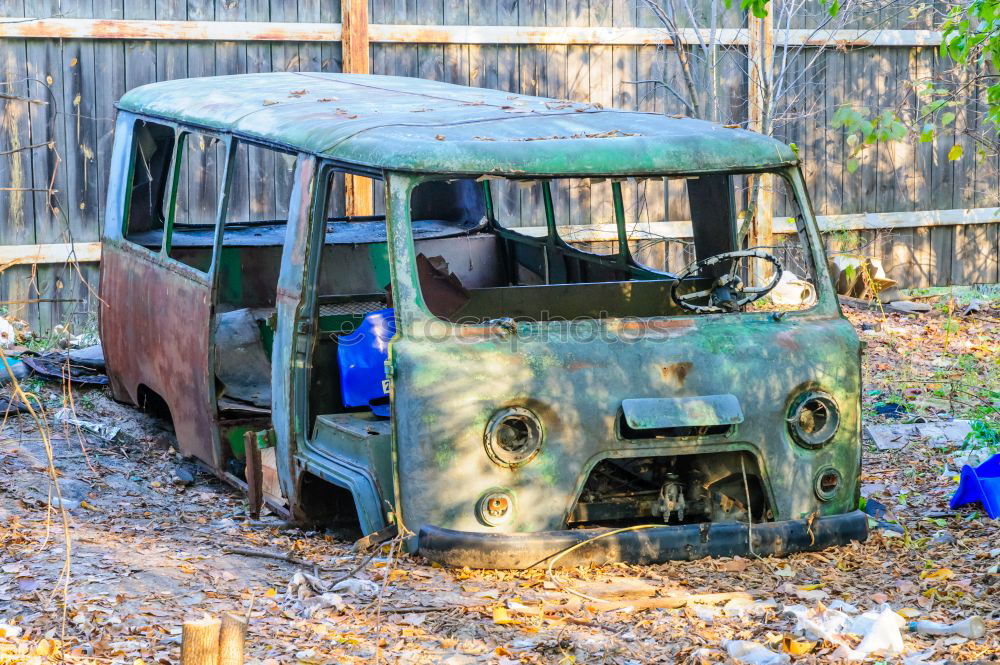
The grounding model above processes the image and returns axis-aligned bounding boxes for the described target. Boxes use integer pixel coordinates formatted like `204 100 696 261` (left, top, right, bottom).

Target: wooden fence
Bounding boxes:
0 0 997 332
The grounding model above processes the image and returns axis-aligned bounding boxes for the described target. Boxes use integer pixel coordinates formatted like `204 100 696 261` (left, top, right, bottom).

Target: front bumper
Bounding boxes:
418 510 868 569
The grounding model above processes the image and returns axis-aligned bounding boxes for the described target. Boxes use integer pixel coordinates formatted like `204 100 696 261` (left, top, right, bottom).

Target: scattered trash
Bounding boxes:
51 323 88 349
887 301 932 314
67 344 105 372
0 357 29 386
299 592 345 618
785 603 905 661
828 256 896 300
20 351 109 386
794 587 829 602
723 640 790 665
0 624 22 638
780 635 816 656
0 318 15 348
331 578 379 598
902 650 947 665
54 410 124 443
960 300 982 317
873 402 908 419
949 453 1000 518
908 616 985 639
861 497 889 519
866 420 972 450
770 271 817 307
48 497 81 511
171 466 196 486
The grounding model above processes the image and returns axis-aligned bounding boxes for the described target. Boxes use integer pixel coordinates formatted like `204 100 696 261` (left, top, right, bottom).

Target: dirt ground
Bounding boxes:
1 295 998 665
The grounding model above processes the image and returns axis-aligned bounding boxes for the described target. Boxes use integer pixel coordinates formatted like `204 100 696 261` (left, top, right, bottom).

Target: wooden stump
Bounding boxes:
218 612 247 665
181 615 221 665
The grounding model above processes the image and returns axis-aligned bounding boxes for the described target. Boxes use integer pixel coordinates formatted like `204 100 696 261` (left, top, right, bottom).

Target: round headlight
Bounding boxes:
484 406 543 468
787 391 840 448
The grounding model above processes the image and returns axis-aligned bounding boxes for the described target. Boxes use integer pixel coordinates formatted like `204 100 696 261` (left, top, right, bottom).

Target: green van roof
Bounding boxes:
118 72 798 177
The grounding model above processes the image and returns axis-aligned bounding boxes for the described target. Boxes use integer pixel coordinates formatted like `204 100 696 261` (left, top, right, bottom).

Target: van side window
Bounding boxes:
164 131 228 273
123 120 175 249
216 141 298 310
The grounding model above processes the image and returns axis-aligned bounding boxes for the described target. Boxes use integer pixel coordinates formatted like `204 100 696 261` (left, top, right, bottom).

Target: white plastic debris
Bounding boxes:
0 624 22 638
299 592 345 618
785 603 905 661
331 577 379 598
903 650 947 665
770 271 817 307
908 616 985 639
0 318 14 348
845 606 905 660
723 640 790 665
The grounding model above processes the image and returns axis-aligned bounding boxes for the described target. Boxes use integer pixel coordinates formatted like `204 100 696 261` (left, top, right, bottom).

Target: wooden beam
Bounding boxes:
748 10 774 283
0 18 944 47
0 207 994 267
341 0 374 217
778 206 1000 234
513 207 1000 241
0 242 102 266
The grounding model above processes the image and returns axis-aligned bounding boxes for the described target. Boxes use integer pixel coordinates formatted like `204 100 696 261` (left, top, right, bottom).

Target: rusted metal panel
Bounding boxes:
100 241 220 468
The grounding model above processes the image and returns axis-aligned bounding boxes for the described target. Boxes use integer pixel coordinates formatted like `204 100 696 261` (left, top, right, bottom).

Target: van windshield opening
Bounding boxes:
408 173 818 322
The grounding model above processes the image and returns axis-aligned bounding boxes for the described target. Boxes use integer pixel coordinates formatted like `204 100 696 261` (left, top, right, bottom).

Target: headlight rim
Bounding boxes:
484 405 545 469
787 389 841 449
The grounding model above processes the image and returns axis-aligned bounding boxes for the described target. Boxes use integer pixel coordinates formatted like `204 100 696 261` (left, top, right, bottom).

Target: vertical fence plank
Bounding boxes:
25 0 70 331
0 0 35 322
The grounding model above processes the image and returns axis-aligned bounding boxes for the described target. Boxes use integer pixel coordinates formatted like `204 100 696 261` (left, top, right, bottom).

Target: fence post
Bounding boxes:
747 8 774 282
342 0 374 217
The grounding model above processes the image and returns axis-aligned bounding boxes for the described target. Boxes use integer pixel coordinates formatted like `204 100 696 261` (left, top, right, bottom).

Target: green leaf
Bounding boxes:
941 111 956 126
948 144 963 161
919 124 935 142
846 158 859 173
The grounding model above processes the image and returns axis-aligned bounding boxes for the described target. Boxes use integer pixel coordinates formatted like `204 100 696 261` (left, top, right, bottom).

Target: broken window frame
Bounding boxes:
119 117 177 259
390 167 832 330
483 178 652 281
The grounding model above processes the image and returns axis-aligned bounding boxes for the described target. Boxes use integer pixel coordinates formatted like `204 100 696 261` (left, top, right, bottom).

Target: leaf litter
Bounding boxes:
0 296 998 663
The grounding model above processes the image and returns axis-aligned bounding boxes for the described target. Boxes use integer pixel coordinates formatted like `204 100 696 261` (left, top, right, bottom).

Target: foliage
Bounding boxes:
963 419 1000 452
729 0 840 19
942 0 1000 127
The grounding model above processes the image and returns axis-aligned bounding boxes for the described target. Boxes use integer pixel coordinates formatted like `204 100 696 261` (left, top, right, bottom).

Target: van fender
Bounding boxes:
298 449 388 535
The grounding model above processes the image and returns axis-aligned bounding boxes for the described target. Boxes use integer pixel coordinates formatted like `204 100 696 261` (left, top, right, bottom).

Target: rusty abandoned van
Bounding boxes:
99 72 867 568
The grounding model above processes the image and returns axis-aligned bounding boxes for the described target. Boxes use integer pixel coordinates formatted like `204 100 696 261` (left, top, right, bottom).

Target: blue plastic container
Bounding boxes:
337 308 395 418
949 453 1000 519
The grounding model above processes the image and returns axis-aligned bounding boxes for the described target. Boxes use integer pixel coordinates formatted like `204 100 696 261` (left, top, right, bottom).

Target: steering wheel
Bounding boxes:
670 249 783 313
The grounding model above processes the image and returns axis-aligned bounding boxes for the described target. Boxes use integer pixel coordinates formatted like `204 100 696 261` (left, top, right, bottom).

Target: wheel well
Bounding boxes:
135 384 174 431
296 473 363 537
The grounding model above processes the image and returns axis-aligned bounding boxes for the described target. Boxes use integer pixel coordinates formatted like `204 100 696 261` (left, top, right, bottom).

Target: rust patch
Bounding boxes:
617 319 696 334
660 362 692 388
775 331 801 352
